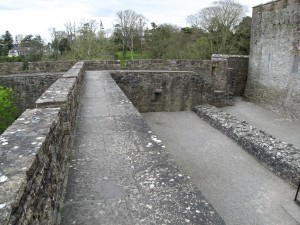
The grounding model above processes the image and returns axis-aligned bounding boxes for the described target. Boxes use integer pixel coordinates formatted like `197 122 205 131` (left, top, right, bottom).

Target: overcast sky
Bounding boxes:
0 0 270 43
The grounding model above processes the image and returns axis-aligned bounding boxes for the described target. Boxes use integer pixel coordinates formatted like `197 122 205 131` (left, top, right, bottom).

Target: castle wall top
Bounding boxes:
253 0 299 13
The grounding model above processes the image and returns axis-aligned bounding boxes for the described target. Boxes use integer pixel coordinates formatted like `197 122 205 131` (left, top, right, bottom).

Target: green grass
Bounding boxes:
115 51 150 66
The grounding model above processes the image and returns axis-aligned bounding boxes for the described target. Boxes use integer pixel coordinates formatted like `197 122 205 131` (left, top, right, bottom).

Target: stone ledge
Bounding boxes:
192 105 300 186
0 108 61 225
36 78 77 108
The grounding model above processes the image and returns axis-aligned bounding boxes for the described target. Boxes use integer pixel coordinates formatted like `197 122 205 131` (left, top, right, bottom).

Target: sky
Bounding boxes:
0 0 271 43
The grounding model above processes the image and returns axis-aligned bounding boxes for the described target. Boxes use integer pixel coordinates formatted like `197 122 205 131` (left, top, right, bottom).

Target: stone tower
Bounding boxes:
244 0 300 120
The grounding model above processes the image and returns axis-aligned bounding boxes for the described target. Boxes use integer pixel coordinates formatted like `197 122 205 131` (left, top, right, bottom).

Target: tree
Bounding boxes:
144 24 179 59
20 34 44 62
232 16 251 54
0 86 16 134
187 0 247 54
115 9 146 59
3 31 14 51
64 21 77 42
58 38 71 55
49 28 67 59
137 15 148 56
60 19 114 60
0 31 14 56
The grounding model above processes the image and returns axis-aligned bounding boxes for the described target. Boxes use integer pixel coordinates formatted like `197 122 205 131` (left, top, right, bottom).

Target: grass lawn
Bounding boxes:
115 51 150 66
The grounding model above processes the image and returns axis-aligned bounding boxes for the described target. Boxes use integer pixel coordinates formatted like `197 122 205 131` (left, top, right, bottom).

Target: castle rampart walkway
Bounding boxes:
60 71 224 224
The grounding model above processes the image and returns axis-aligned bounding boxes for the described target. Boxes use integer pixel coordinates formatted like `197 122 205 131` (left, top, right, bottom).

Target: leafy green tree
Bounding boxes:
58 37 71 55
0 31 14 56
4 31 14 50
232 16 251 54
0 86 16 134
144 24 176 59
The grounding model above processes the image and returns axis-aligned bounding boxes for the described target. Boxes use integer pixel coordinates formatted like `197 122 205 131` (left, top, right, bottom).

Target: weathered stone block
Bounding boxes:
0 108 65 225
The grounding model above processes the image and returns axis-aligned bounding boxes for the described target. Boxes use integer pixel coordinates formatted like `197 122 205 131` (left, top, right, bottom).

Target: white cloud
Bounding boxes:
0 0 270 42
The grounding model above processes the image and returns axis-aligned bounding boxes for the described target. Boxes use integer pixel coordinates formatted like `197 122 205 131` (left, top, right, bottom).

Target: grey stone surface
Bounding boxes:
60 71 225 225
143 111 299 225
212 55 249 96
245 0 300 121
124 60 232 96
0 62 23 75
192 105 300 186
0 108 63 225
84 60 121 70
28 61 74 73
110 70 232 112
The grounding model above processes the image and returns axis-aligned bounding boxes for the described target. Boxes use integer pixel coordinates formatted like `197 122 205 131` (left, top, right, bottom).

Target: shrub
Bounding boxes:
0 86 16 133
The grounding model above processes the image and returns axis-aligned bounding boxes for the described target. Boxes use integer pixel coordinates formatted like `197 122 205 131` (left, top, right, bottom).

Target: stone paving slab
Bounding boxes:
60 71 225 225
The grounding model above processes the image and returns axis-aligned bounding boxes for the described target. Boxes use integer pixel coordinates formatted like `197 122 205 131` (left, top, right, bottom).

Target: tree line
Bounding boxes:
0 0 251 63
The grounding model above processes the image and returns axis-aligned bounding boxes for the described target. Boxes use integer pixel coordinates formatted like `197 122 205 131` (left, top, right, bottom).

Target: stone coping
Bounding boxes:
36 78 76 107
192 105 300 186
110 70 196 73
212 54 249 59
0 108 61 224
0 72 63 77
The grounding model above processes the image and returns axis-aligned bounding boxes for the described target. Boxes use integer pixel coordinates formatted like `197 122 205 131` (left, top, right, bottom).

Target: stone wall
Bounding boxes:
126 59 231 90
28 61 74 73
0 62 23 75
84 60 121 70
0 73 62 117
0 61 84 225
192 105 300 186
110 70 232 112
212 54 249 96
244 0 300 120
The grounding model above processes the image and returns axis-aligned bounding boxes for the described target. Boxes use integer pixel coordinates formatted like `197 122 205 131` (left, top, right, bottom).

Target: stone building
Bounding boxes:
244 0 300 120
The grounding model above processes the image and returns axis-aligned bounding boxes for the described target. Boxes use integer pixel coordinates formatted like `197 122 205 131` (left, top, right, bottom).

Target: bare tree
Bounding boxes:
115 9 146 59
65 21 77 42
137 15 148 56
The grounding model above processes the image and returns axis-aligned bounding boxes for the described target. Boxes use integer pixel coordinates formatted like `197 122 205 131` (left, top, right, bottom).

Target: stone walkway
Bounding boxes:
143 111 299 225
60 71 225 225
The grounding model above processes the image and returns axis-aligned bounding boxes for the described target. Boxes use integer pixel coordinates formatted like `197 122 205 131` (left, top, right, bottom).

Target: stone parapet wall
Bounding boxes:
192 105 300 186
0 73 63 117
0 61 85 225
28 61 74 73
212 54 249 96
125 59 214 72
125 59 232 93
110 70 233 112
84 60 121 70
0 62 23 75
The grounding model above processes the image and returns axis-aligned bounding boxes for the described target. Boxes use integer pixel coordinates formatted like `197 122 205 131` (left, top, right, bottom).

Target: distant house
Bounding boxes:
8 46 20 57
